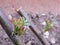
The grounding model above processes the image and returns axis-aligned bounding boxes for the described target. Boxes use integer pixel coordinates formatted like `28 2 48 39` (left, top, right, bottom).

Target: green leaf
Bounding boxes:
44 20 52 32
12 17 27 35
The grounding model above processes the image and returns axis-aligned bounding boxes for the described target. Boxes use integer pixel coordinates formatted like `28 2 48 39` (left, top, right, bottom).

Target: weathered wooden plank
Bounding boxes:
17 8 51 45
0 8 21 45
0 25 14 45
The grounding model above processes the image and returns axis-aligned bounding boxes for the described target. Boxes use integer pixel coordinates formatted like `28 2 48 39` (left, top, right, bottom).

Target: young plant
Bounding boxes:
43 19 53 32
11 17 28 36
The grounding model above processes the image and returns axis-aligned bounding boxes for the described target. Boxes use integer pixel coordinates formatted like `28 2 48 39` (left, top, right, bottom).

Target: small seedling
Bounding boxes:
11 17 28 36
43 19 53 32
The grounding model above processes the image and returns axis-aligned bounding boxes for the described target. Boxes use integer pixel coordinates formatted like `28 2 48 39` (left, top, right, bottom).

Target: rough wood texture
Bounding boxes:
0 8 21 45
0 25 14 45
17 8 50 45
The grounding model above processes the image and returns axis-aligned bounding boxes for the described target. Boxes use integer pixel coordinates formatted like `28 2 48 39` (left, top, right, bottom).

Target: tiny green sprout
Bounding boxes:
12 17 28 36
22 17 29 26
43 19 53 32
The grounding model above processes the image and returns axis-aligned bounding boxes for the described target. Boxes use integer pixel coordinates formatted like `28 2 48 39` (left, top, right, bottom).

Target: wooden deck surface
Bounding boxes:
0 0 60 45
0 0 60 15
